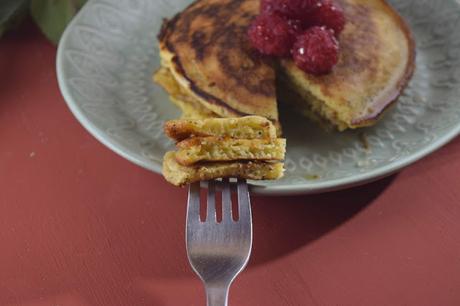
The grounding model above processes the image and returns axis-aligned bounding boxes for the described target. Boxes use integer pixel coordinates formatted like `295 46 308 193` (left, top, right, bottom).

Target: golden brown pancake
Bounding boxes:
153 67 218 119
164 116 277 141
280 0 415 130
158 0 280 128
156 0 415 131
162 116 286 185
163 151 284 186
175 137 286 166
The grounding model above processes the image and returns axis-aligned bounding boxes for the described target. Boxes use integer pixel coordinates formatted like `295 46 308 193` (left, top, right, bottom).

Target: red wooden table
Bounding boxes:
1 23 460 306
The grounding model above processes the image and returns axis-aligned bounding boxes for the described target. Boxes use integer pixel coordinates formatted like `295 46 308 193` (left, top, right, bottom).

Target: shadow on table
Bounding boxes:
135 175 396 305
249 174 395 266
0 173 395 306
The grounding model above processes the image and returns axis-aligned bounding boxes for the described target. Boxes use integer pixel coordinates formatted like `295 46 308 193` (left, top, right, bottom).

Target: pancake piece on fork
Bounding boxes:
162 117 286 186
163 151 284 187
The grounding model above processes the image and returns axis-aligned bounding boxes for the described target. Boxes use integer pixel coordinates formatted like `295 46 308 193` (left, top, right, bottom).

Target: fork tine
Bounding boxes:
206 180 216 222
187 182 201 223
186 179 253 306
221 178 232 222
237 179 251 221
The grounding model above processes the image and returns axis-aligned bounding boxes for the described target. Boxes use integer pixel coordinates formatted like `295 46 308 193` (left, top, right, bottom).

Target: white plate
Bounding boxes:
57 0 460 195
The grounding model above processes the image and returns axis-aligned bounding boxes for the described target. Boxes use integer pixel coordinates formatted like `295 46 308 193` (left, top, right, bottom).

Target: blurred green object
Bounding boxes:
0 0 87 44
0 0 29 36
30 0 87 44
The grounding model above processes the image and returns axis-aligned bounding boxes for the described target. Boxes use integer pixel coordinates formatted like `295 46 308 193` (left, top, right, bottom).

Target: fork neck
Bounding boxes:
206 284 230 306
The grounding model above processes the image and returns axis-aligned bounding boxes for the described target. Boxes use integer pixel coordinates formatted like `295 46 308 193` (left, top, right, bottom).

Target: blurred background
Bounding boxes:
1 0 86 44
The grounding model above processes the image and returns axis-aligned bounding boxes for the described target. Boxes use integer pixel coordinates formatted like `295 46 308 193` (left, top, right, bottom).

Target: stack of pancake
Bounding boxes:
154 0 414 132
163 117 286 186
155 0 415 185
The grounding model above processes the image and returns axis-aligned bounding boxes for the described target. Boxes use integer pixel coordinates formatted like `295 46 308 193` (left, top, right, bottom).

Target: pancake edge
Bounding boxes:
350 0 416 126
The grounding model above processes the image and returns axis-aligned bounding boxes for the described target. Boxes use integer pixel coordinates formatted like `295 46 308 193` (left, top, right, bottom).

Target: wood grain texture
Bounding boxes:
1 22 460 306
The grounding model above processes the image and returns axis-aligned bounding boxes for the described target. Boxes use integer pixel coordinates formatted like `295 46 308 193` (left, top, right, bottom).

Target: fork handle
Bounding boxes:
206 285 230 306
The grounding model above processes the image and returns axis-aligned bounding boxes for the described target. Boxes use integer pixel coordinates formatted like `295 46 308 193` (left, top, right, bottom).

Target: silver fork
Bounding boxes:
186 178 253 306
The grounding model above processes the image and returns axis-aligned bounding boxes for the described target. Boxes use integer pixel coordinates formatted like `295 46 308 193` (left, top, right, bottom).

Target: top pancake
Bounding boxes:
280 0 415 127
159 0 279 124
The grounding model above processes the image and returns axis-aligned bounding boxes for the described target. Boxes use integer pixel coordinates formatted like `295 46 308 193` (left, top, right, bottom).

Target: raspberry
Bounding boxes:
260 1 305 35
286 19 304 36
291 26 339 75
309 0 346 36
248 13 297 57
268 0 323 19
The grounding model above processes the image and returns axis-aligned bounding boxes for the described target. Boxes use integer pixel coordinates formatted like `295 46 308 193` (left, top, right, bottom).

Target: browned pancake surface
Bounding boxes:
159 0 415 130
280 0 415 127
160 0 279 122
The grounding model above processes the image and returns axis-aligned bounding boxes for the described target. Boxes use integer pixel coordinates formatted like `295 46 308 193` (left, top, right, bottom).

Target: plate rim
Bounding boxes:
56 1 460 196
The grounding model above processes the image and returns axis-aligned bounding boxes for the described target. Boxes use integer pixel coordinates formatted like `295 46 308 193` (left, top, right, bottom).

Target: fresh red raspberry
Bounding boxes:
309 0 346 36
248 13 297 57
291 26 339 75
268 0 324 19
260 1 305 35
286 19 304 36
